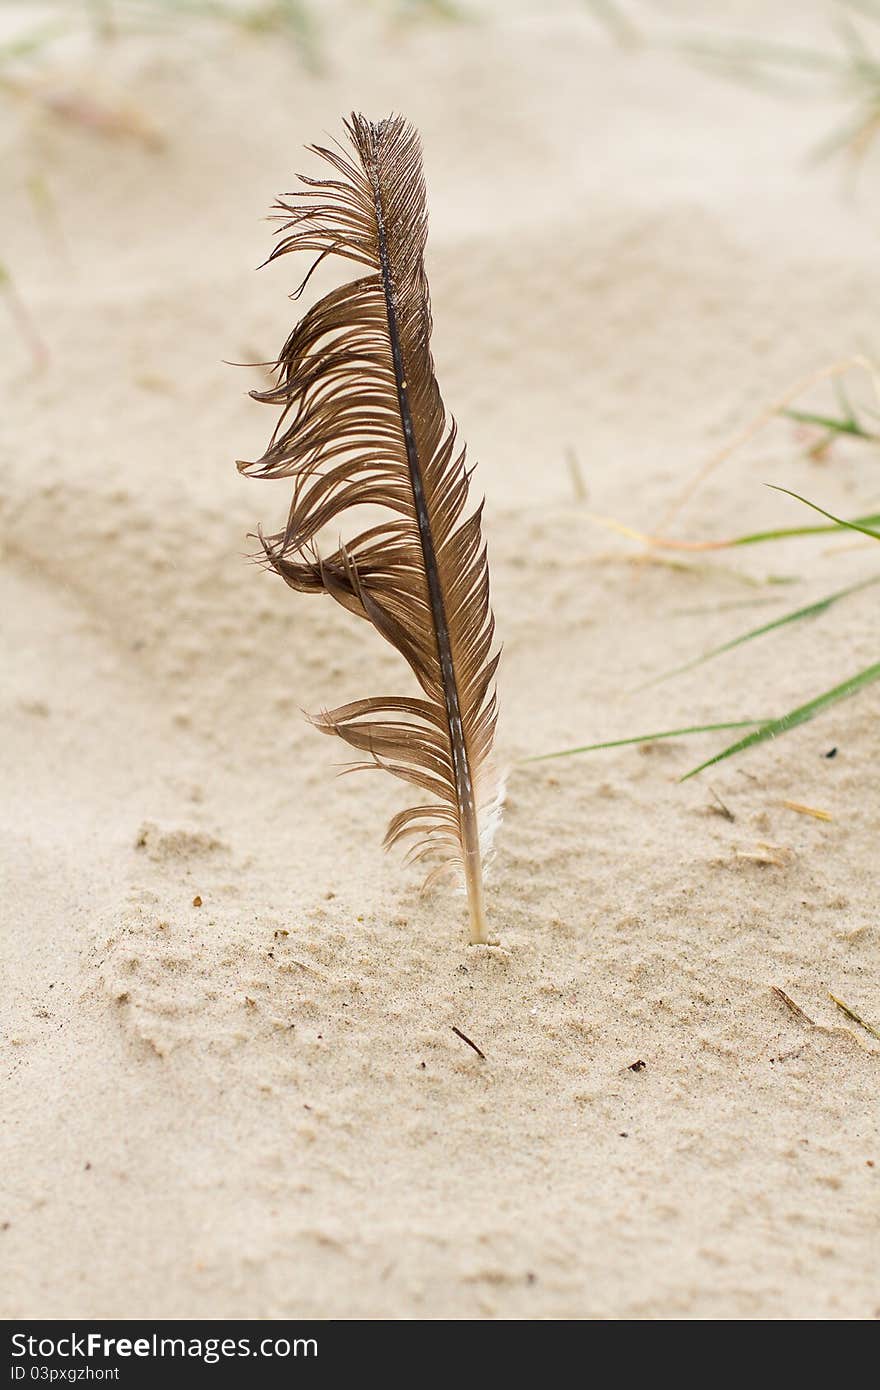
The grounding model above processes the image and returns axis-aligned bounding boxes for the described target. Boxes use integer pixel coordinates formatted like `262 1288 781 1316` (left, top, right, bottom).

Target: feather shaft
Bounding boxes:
368 147 487 943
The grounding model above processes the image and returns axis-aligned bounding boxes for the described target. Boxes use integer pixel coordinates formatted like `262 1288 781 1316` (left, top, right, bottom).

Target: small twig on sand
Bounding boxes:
452 1025 486 1060
783 799 833 822
829 993 880 1041
771 985 815 1026
708 785 735 821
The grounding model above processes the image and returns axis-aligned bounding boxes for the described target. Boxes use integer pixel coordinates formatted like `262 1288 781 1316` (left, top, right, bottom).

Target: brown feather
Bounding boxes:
238 113 501 944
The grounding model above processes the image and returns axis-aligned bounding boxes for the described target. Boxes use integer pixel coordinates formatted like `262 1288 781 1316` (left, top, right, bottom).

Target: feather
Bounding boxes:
237 113 502 944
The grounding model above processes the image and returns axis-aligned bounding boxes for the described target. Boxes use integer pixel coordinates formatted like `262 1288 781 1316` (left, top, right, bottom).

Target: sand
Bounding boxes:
1 0 878 1320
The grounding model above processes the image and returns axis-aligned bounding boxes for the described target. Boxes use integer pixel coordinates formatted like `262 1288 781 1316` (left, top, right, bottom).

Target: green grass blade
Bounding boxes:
727 509 880 546
524 720 768 764
590 507 880 552
681 662 880 780
783 406 878 440
768 485 880 541
640 574 880 689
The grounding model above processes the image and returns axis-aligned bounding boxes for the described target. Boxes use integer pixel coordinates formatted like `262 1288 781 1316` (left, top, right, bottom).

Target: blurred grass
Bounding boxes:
536 480 880 776
0 0 325 80
677 0 880 166
638 574 880 691
584 0 880 168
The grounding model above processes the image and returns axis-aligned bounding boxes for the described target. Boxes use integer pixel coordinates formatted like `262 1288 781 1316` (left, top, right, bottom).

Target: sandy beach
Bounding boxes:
2 0 878 1319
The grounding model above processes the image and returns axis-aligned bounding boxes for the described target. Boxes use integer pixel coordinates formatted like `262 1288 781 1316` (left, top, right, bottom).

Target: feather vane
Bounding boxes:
238 113 501 944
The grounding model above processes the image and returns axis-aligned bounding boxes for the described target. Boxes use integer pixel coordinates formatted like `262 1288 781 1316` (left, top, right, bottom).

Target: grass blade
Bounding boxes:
524 720 768 764
681 662 880 780
587 508 880 552
729 512 880 545
640 574 880 689
783 406 879 441
768 485 880 541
